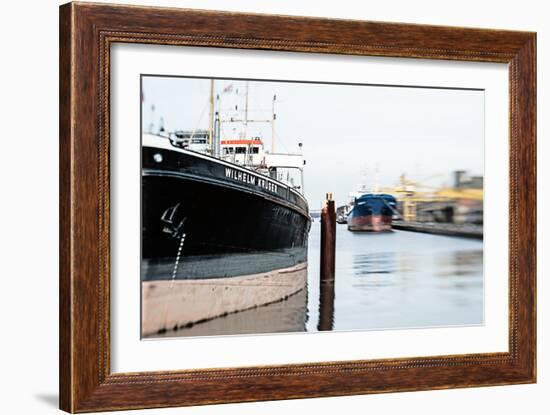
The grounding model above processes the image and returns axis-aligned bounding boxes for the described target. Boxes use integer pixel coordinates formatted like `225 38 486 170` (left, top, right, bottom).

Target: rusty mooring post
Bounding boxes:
320 192 336 282
318 193 336 331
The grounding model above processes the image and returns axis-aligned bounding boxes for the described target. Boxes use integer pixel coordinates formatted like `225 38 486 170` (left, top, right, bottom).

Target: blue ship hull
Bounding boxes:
347 194 396 232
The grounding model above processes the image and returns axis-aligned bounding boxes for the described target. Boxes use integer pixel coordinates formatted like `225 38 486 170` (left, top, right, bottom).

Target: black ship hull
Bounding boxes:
141 140 311 282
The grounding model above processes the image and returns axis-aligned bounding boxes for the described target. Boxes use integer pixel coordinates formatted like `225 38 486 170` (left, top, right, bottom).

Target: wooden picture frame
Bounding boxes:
59 2 536 412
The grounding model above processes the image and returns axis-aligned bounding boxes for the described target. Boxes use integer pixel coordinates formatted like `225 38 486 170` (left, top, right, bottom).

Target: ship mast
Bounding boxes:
148 104 155 133
208 79 215 154
374 164 380 193
271 94 276 153
244 81 249 139
213 110 220 158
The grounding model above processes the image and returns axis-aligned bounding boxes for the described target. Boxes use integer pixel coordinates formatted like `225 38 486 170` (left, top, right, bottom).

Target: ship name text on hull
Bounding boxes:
225 167 278 193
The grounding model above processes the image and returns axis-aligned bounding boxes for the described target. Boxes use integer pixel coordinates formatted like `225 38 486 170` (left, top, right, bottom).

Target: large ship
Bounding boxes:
141 80 311 336
347 193 397 232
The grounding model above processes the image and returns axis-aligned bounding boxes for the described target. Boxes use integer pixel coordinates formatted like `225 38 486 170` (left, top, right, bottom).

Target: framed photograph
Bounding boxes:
59 2 536 412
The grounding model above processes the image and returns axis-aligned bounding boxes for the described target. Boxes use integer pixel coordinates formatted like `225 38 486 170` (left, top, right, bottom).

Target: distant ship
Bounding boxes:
141 80 311 336
347 193 397 232
336 213 348 224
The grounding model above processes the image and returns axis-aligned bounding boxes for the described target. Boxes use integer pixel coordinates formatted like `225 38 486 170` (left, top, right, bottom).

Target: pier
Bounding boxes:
338 170 484 239
392 221 483 239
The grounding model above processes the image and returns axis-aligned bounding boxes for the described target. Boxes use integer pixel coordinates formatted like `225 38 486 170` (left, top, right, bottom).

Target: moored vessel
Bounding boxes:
347 193 397 232
141 80 311 336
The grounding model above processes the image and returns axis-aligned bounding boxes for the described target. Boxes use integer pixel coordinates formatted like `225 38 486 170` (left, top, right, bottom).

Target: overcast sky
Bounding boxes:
142 76 484 208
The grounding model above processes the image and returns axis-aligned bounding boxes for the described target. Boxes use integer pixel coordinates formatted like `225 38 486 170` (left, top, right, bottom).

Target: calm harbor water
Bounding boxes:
307 221 483 332
157 221 483 337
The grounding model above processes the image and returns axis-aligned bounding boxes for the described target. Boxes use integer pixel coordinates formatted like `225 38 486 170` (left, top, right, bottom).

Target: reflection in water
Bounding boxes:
435 250 482 277
352 252 396 274
156 222 483 337
351 253 397 289
155 286 308 337
318 282 335 331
